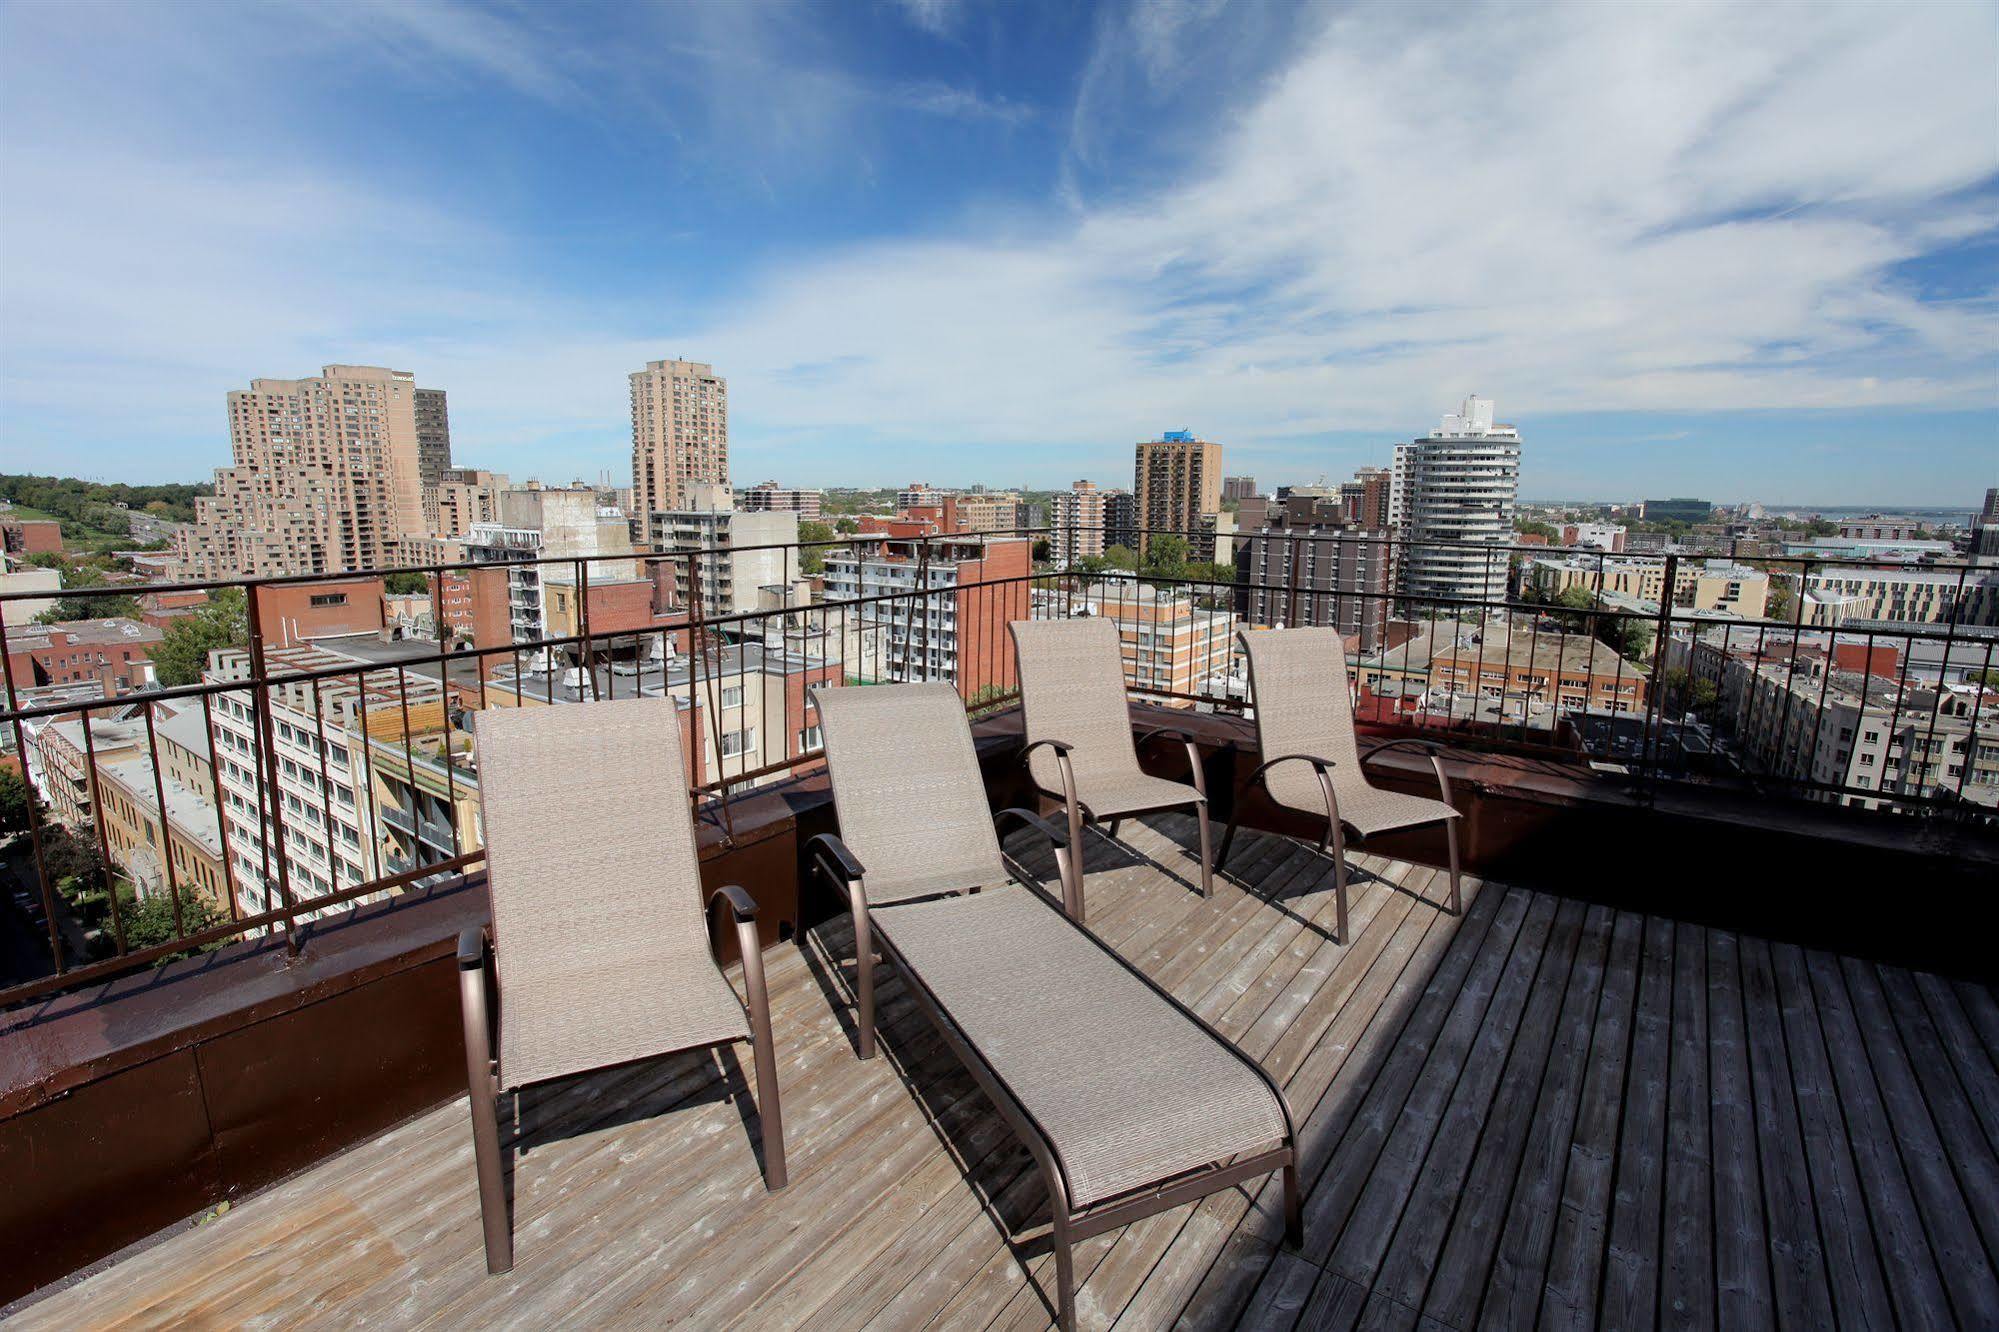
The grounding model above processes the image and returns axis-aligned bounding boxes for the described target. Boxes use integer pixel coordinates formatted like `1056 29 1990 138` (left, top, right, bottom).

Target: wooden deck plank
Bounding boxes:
12 818 1997 1332
1804 949 1958 1332
1596 912 1676 1332
1706 929 1776 1331
1767 942 1893 1332
1738 936 1835 1329
1370 893 1577 1310
1535 909 1646 1330
1303 887 1529 1271
1837 956 1999 1325
1657 919 1713 1332
1461 901 1614 1332
1877 965 1999 1265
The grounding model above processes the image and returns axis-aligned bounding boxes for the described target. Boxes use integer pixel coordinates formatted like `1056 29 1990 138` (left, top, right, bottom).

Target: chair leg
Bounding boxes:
467 1080 510 1273
736 928 788 1191
1216 809 1241 873
1194 800 1214 898
1283 1161 1303 1249
1328 819 1350 944
1053 1214 1077 1331
1444 818 1463 916
852 899 876 1061
1106 817 1121 840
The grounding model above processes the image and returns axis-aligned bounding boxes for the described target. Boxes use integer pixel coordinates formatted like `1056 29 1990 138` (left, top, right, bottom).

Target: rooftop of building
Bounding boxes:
8 617 163 649
93 754 224 857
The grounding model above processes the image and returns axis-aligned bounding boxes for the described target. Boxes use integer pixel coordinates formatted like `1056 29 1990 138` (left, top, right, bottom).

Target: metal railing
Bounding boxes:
2 521 1993 1005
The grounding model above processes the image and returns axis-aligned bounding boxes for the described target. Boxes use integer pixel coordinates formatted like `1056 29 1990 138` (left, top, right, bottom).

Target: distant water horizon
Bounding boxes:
1523 500 1978 524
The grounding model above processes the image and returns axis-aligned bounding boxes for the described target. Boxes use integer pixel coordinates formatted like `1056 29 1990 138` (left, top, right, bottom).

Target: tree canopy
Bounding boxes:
796 520 836 576
150 587 248 686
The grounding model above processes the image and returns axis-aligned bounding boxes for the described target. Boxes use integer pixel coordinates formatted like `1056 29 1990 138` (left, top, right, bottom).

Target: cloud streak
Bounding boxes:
0 0 1992 497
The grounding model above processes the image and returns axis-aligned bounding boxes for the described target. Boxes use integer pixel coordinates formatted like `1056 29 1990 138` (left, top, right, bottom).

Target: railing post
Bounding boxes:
243 584 301 952
1637 552 1679 793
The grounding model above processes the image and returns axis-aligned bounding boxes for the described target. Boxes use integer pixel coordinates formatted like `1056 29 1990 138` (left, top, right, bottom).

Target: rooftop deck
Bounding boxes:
14 816 1999 1329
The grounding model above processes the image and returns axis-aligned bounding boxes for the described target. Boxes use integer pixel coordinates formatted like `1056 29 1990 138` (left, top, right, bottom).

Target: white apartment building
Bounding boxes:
649 483 800 618
205 646 404 920
1390 395 1521 609
1672 636 1999 811
466 486 644 643
1802 566 1999 628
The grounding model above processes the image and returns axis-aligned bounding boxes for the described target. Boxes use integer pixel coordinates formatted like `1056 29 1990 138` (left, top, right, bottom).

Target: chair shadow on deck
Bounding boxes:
796 916 1065 1315
494 1041 776 1256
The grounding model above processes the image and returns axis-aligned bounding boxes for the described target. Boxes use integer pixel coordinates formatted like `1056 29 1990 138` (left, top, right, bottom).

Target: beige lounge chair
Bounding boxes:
1007 616 1213 919
807 682 1299 1330
1221 627 1462 941
459 697 786 1274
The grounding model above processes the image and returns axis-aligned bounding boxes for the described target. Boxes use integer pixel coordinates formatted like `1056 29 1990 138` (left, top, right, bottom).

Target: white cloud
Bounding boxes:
1 0 1993 490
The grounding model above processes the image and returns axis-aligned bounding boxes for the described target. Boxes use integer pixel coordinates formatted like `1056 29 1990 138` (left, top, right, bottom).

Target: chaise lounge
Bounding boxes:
807 681 1299 1330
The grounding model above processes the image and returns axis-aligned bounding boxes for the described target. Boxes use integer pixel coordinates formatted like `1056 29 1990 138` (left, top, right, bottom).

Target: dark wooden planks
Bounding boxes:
1536 909 1647 1329
1768 942 1893 1332
1658 919 1713 1332
1738 936 1834 1329
1706 929 1775 1331
1598 913 1676 1331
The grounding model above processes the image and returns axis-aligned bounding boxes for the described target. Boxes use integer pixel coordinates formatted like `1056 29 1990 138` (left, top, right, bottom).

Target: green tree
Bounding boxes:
834 516 859 535
151 587 248 686
796 520 836 576
0 765 35 836
1972 668 1999 689
1102 543 1139 571
1031 538 1052 563
116 886 228 956
1514 519 1559 540
383 570 429 595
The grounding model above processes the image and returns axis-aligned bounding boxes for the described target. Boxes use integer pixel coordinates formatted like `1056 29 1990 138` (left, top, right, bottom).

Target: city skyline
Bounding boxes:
1 2 1994 503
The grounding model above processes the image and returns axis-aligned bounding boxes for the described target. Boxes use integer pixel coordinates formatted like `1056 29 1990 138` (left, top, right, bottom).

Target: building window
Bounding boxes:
719 685 744 709
308 593 349 608
719 728 755 758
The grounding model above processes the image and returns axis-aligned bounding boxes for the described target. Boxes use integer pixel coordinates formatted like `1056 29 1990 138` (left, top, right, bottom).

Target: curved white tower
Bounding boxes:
1391 396 1521 609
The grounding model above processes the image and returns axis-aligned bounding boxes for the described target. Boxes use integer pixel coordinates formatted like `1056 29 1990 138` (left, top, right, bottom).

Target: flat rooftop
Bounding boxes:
13 816 1995 1327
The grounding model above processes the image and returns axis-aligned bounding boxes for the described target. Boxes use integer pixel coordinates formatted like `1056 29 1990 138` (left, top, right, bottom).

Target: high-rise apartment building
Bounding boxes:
630 359 729 519
1223 476 1260 503
1340 467 1392 530
1390 396 1520 608
174 365 443 579
1133 430 1222 554
1052 481 1108 565
1104 490 1139 550
414 388 452 492
1972 487 1999 562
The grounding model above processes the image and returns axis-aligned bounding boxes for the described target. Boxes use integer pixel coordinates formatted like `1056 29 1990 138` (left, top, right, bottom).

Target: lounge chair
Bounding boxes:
459 697 786 1274
1007 616 1213 919
1220 627 1462 942
807 682 1299 1330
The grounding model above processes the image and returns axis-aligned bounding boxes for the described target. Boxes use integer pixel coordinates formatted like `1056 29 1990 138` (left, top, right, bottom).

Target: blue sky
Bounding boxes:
0 0 1994 505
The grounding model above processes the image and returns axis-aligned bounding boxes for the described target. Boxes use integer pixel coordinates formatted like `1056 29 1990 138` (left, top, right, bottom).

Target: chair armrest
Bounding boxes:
1243 752 1337 789
1359 738 1454 807
1135 725 1210 797
457 925 488 969
708 883 758 923
805 832 866 884
993 807 1069 849
1020 737 1075 760
1359 737 1447 764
